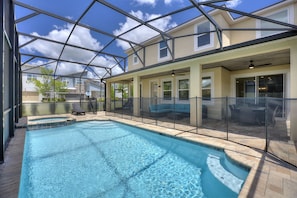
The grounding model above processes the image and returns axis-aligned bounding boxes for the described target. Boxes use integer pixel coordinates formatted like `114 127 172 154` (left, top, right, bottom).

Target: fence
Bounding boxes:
21 97 297 167
105 97 297 167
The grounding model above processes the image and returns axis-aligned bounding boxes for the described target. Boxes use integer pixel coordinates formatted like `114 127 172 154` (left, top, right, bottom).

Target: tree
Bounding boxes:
28 67 68 101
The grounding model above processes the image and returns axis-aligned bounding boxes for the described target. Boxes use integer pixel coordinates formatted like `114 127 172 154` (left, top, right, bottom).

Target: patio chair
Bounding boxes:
229 104 239 122
267 105 279 127
123 98 133 110
239 106 257 125
72 103 86 115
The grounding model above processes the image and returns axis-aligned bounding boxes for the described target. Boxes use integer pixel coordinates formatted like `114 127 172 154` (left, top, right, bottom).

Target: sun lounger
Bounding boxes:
72 103 85 115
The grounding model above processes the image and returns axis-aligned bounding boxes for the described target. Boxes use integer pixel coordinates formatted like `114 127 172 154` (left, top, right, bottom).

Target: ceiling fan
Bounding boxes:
171 70 187 76
248 60 272 69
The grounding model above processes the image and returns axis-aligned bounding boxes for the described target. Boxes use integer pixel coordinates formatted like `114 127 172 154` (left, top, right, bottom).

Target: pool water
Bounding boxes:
19 121 249 198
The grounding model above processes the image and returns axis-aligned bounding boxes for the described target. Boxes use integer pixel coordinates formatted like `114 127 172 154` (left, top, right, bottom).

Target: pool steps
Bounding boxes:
207 154 244 194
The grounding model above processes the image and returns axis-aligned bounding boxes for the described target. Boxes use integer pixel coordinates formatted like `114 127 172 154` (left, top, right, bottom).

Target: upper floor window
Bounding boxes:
62 79 69 85
195 21 214 51
75 78 82 85
257 8 291 38
27 74 37 81
133 53 139 65
178 79 189 100
202 76 212 100
163 80 172 100
159 40 168 59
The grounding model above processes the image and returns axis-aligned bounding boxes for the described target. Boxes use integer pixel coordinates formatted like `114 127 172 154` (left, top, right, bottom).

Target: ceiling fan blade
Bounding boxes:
255 63 272 67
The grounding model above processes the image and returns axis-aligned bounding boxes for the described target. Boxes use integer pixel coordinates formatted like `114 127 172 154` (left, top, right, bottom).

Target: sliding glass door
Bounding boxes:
258 74 283 98
236 74 284 106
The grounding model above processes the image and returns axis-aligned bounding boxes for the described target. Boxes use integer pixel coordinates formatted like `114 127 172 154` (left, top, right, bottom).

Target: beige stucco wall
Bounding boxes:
221 68 231 97
139 39 173 67
126 1 296 72
200 67 231 120
135 65 230 101
22 91 39 102
126 12 233 70
230 17 256 45
128 48 144 71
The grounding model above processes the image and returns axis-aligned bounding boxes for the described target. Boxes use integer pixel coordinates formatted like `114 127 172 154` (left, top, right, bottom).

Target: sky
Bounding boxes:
14 0 283 79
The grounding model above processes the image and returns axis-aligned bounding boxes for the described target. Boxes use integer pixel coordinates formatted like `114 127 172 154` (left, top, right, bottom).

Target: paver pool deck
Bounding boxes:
1 112 297 198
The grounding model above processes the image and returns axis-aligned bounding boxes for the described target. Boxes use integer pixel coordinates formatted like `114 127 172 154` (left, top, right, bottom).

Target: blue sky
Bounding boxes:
15 0 283 78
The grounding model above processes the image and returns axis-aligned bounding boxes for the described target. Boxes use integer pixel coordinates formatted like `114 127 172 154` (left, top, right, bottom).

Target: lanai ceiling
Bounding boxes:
203 49 291 71
13 0 297 81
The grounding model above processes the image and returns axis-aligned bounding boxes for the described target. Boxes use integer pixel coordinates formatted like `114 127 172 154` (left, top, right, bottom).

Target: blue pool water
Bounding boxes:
19 121 249 198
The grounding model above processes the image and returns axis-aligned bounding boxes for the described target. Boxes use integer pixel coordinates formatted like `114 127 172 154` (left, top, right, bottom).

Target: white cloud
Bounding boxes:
19 24 123 78
164 0 183 5
113 10 177 50
54 62 84 76
134 0 157 6
164 0 172 4
134 0 183 6
226 0 242 8
198 0 242 8
20 24 104 60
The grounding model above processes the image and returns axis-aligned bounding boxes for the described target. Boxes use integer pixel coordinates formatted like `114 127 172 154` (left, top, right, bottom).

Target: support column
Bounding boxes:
105 81 111 111
190 63 202 126
0 0 4 163
133 76 140 116
290 43 297 141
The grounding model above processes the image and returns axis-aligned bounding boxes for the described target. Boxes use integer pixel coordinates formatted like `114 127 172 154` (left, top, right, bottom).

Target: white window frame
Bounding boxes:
175 76 190 101
158 40 170 61
27 74 37 81
162 79 173 101
194 21 214 51
256 6 294 39
132 53 139 65
75 78 82 85
62 79 69 85
202 72 214 104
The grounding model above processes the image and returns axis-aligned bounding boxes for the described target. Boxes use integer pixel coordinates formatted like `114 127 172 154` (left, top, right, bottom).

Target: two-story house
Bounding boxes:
22 65 43 102
105 0 297 141
22 66 103 102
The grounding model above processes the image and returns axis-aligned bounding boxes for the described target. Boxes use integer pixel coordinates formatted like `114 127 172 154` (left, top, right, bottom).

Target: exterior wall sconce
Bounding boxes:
171 70 175 76
249 60 255 69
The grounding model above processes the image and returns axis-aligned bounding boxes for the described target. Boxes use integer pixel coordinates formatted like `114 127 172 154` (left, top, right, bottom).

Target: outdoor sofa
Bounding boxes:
149 103 207 118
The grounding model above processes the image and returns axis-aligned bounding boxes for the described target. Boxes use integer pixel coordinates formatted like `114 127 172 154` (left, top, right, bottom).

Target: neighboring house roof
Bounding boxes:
22 65 89 79
64 71 88 78
86 80 102 89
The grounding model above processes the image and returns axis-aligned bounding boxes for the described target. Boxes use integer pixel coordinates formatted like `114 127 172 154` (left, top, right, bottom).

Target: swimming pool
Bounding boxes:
19 120 249 197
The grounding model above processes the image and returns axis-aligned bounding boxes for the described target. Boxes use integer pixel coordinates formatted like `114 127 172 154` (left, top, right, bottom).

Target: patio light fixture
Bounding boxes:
171 70 175 76
249 60 255 69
